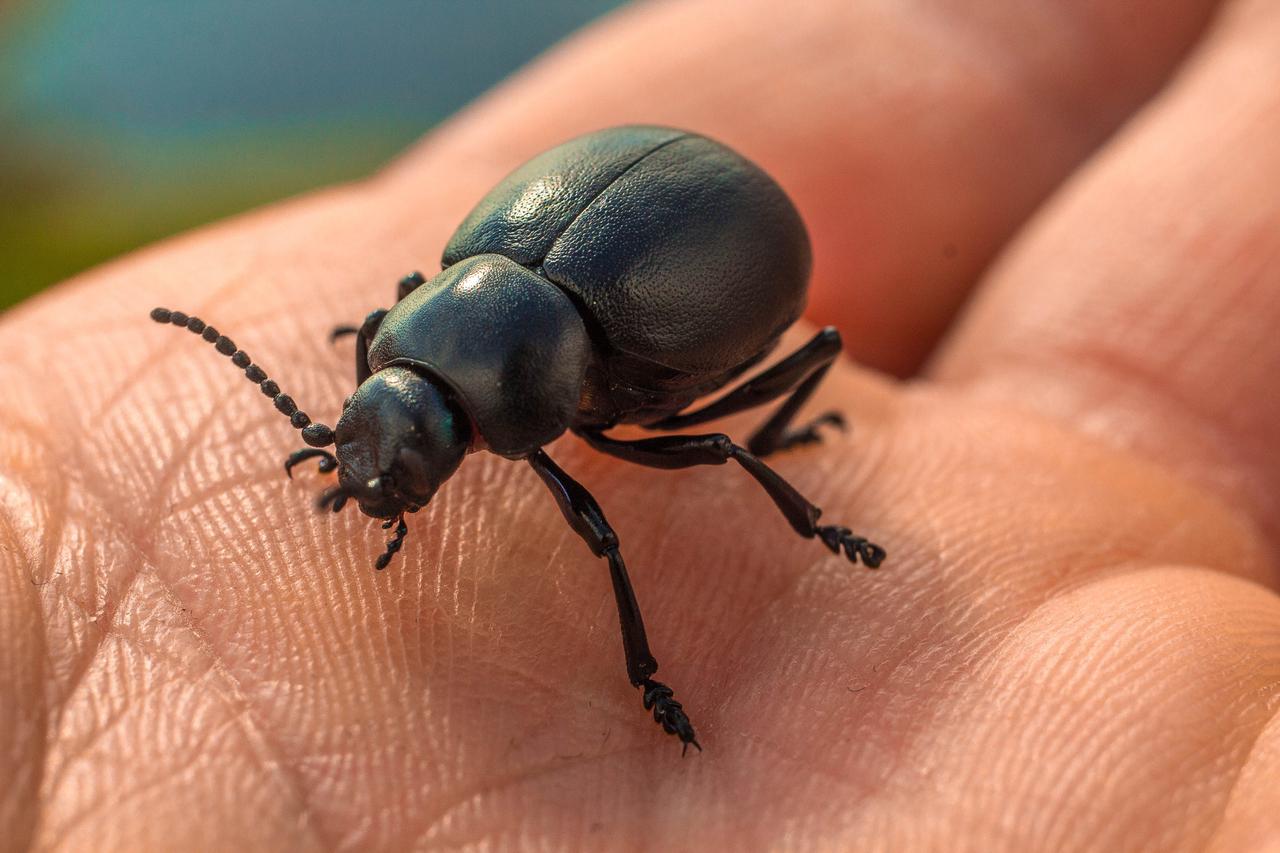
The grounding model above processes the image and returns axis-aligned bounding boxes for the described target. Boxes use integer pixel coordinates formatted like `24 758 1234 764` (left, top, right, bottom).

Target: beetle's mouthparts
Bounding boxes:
150 307 335 447
375 514 409 570
317 485 351 513
313 484 412 570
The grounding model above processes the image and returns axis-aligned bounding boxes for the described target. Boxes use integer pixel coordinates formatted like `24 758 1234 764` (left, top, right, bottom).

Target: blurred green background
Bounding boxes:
0 0 625 310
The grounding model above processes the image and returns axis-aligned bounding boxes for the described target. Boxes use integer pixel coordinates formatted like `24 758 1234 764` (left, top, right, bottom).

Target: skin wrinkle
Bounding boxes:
145 578 322 845
411 743 650 848
34 550 329 850
11 311 340 849
40 664 228 847
1141 589 1269 840
1206 707 1280 851
1126 585 1277 851
9 396 96 848
1209 703 1280 833
143 571 330 851
942 317 1280 571
902 382 1274 583
35 385 246 737
888 568 1280 852
0 509 48 853
49 745 224 847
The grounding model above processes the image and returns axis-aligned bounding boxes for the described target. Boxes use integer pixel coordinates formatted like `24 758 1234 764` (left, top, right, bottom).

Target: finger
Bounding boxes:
380 0 1223 375
1207 707 1280 852
932 1 1280 559
880 568 1280 850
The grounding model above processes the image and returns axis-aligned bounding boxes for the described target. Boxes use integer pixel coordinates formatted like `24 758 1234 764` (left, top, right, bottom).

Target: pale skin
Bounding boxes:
2 0 1279 850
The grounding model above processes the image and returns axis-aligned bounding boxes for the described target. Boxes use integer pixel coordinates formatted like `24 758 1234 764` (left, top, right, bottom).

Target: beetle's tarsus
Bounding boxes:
330 325 359 343
640 679 700 754
815 525 885 568
762 410 846 454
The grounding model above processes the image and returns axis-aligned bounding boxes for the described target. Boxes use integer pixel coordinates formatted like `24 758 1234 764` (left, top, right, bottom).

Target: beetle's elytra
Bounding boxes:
151 125 885 753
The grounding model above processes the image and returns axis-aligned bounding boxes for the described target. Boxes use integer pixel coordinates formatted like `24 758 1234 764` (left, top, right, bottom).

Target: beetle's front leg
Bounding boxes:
331 308 388 384
331 271 426 383
284 447 338 478
527 449 701 754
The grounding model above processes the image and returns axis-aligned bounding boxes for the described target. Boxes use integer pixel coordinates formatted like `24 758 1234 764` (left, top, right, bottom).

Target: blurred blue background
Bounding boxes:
0 0 625 309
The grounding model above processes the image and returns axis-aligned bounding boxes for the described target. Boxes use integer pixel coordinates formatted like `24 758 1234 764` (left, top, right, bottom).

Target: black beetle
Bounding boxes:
151 125 885 753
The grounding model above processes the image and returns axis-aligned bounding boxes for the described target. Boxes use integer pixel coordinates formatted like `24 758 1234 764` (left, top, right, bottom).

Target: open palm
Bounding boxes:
3 1 1278 850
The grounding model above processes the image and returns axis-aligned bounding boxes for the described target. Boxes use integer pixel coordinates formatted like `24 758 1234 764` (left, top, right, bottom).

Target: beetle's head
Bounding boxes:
331 366 471 519
149 307 471 569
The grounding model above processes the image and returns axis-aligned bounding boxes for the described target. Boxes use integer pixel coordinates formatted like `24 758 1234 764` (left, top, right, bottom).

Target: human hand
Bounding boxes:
2 0 1278 849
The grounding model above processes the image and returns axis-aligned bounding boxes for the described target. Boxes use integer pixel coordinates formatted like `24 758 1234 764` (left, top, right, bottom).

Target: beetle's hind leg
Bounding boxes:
579 430 885 568
746 364 843 458
528 450 701 754
649 327 846 458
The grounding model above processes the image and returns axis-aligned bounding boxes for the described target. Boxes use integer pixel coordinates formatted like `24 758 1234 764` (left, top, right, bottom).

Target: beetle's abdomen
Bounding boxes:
367 255 590 458
443 127 811 377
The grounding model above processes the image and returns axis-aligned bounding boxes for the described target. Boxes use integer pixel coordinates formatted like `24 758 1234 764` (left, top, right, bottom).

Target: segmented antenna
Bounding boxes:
150 307 335 448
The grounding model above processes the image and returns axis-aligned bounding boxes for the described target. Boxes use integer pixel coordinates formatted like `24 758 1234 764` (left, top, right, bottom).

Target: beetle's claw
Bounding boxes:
816 525 885 568
640 679 701 755
286 448 338 479
781 411 847 450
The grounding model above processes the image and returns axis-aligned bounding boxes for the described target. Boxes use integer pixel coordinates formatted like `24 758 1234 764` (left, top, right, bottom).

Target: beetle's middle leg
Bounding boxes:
649 327 845 458
579 429 885 568
527 449 700 754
